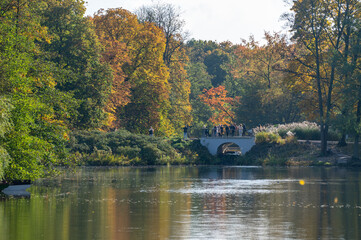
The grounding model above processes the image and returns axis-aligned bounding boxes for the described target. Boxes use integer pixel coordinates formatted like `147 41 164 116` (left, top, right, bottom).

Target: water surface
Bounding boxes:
1 166 361 239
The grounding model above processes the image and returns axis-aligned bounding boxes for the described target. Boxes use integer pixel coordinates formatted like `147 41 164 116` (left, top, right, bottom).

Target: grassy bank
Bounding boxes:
65 128 352 167
240 142 320 166
66 130 217 166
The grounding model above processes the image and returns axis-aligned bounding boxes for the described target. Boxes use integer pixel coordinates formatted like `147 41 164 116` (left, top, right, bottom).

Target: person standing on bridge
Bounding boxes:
213 126 218 137
149 126 154 137
238 124 242 136
203 125 209 137
242 124 247 136
225 125 229 137
183 125 189 140
230 124 235 137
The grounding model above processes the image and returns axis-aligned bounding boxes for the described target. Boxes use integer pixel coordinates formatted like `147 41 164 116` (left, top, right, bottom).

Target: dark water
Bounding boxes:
1 166 361 240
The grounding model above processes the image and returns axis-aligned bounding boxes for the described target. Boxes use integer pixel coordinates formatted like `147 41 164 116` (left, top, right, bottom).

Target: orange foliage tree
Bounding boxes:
92 9 133 129
199 86 238 125
92 8 171 135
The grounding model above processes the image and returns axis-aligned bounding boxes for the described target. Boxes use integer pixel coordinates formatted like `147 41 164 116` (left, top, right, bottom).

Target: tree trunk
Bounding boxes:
320 123 328 156
338 133 347 147
315 37 327 156
353 99 361 160
354 134 359 160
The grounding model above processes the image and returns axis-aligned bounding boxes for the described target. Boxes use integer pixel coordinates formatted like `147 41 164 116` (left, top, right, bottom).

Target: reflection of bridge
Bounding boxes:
200 137 255 155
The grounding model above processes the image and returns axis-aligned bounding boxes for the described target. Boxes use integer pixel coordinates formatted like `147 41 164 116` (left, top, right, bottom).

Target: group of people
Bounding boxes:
149 123 247 139
204 124 247 138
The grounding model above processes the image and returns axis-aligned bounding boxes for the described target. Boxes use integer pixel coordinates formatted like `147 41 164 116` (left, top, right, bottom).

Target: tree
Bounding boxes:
93 8 172 135
0 0 68 180
199 86 237 125
0 97 12 180
286 0 336 156
137 2 187 66
166 49 193 133
285 0 361 156
326 0 361 159
40 0 112 129
92 9 133 129
137 3 192 135
204 49 230 87
186 62 213 123
222 33 301 127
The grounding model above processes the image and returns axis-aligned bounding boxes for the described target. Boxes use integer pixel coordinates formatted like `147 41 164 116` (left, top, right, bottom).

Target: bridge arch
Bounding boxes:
217 142 241 155
200 137 255 156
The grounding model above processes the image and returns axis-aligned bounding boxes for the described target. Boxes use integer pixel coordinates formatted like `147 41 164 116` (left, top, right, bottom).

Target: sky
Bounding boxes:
84 0 291 44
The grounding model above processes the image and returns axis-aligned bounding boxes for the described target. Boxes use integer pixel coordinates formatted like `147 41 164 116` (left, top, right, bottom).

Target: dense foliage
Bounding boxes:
2 0 361 181
67 130 216 166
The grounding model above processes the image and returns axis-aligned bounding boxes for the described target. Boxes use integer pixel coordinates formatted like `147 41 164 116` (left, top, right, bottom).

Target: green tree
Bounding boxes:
0 97 13 180
0 0 68 180
187 62 213 123
39 0 112 129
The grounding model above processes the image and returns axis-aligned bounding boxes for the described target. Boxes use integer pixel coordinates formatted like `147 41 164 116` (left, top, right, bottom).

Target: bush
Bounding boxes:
116 146 141 159
254 121 341 141
66 130 214 166
255 132 283 144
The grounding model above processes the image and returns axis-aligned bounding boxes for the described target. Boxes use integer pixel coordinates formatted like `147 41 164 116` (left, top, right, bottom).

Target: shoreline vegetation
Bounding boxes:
65 122 356 169
1 122 357 187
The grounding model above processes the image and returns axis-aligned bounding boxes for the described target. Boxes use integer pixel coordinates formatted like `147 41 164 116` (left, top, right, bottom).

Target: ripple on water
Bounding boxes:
141 179 296 195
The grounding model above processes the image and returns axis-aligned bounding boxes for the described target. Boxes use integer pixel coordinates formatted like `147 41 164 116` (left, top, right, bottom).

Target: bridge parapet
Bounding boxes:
200 137 255 155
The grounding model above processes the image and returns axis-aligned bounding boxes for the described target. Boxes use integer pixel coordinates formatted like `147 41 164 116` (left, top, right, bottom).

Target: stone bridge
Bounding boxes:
200 137 255 155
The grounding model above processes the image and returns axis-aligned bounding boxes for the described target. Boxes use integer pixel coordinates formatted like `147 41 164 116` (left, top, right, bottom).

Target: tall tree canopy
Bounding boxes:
40 0 112 129
285 0 361 156
93 8 172 135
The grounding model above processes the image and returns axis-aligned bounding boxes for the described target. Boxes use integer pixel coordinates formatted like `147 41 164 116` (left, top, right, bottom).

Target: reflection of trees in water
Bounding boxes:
2 167 361 239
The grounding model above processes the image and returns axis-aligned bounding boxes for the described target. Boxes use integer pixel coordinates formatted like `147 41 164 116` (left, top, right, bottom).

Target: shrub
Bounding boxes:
255 132 282 144
254 121 341 141
115 146 141 159
66 130 212 166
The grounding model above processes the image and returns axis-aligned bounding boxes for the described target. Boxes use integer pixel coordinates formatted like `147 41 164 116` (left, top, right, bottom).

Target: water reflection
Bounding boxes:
1 167 361 239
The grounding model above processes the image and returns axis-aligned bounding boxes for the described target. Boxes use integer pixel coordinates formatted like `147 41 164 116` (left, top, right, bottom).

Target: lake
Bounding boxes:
1 166 361 239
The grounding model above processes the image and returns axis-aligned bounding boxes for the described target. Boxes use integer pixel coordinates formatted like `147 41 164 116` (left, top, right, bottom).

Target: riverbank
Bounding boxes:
66 129 357 167
241 140 356 167
66 130 216 166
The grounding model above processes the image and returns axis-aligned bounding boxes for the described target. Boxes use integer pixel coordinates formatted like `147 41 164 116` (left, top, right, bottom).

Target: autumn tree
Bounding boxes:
137 3 192 134
136 2 187 66
331 0 361 158
92 9 133 129
93 8 172 135
186 40 235 127
199 86 237 125
285 0 361 156
222 33 301 127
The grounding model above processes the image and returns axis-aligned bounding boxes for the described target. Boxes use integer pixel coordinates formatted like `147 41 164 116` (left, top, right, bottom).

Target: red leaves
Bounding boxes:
199 85 237 125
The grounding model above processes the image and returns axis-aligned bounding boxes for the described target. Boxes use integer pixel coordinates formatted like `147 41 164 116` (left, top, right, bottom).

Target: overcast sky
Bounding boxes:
84 0 291 44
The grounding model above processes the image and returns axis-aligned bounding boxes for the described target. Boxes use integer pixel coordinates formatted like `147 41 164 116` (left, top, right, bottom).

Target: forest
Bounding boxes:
1 0 361 181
